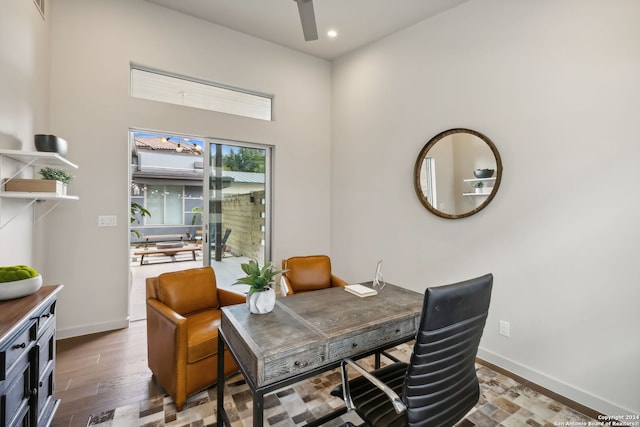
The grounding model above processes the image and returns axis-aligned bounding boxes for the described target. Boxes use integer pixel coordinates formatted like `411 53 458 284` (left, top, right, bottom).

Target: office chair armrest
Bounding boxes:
340 358 406 414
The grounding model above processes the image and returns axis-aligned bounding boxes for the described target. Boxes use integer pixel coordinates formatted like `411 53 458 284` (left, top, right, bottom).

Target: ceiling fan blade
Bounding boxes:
295 0 318 41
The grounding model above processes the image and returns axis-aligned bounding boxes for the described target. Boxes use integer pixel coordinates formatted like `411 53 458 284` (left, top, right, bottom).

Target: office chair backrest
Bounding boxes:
404 273 493 427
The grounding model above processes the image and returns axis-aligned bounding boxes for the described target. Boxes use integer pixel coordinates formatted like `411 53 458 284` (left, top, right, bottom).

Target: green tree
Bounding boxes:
130 202 150 238
223 147 265 172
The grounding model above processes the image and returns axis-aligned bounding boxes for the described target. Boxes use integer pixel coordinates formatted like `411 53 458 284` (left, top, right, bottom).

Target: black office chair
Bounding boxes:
334 273 493 427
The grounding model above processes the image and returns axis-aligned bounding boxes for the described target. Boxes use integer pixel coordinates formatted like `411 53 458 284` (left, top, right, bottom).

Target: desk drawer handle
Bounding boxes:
294 361 308 368
41 313 51 318
12 343 26 349
395 328 401 333
352 342 358 348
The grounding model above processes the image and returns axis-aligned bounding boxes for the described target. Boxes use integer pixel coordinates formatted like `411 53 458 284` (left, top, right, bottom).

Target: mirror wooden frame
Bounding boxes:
413 128 503 219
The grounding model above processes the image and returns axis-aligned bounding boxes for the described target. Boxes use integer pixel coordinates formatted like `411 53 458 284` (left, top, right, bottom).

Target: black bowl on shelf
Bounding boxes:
473 169 494 179
34 134 68 157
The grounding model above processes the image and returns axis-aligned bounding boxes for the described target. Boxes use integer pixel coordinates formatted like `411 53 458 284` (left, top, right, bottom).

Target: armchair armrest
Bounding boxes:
331 275 348 288
340 358 406 415
218 288 246 306
147 298 187 325
146 299 188 396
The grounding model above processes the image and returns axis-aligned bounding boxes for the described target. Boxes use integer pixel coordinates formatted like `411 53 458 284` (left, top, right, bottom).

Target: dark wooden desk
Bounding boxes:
216 282 423 427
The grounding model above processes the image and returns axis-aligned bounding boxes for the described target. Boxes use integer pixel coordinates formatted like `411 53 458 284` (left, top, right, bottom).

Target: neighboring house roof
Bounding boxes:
134 136 201 155
132 137 264 185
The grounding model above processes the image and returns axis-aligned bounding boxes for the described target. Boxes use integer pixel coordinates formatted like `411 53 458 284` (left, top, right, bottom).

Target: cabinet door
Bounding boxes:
36 325 56 425
0 353 31 427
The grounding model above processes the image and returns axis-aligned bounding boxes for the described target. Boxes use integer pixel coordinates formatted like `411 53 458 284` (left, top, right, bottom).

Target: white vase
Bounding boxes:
247 287 276 314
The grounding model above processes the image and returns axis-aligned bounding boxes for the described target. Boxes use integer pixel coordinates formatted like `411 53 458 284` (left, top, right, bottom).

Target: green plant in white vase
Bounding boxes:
232 259 286 314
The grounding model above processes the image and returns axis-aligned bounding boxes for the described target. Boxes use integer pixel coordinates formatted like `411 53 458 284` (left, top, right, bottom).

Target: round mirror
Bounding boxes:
413 128 503 219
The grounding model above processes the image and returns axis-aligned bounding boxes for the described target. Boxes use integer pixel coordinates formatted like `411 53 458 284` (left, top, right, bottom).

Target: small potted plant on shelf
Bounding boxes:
39 167 73 184
232 259 286 314
39 167 73 195
474 181 484 194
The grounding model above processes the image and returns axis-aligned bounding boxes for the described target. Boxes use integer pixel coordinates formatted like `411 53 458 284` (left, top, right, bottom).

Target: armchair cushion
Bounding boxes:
186 310 222 363
158 266 219 315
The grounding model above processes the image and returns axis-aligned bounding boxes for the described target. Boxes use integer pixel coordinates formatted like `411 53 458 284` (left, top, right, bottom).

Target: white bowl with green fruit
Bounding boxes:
0 265 42 300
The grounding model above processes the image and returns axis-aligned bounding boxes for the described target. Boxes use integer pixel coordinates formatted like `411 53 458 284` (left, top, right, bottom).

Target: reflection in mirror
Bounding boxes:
414 128 502 219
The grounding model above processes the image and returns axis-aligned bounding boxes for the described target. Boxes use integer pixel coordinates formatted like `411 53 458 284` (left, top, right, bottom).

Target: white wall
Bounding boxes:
0 0 50 264
45 0 331 337
331 0 639 416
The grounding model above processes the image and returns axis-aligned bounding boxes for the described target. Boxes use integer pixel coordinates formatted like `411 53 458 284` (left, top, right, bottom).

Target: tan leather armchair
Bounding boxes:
281 255 348 295
146 266 245 411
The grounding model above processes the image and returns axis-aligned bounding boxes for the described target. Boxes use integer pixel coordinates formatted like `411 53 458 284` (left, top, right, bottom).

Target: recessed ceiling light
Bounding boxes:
327 29 338 38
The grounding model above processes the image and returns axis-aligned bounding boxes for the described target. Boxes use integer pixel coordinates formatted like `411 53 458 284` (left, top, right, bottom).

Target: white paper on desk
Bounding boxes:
345 284 378 297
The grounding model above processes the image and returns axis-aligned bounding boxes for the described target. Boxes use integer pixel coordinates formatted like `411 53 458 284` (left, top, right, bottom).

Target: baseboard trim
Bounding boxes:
57 318 129 339
477 348 634 420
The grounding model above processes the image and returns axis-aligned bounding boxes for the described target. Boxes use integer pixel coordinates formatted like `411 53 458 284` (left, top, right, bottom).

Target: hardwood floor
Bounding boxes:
52 320 163 427
53 258 250 426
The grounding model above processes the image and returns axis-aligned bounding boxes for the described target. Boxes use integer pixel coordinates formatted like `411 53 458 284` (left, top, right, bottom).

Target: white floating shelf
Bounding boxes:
0 149 78 169
0 192 79 201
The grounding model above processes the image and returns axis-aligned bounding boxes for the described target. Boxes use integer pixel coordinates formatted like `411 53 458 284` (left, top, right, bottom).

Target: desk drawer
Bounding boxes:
36 301 56 336
328 318 415 360
263 345 326 384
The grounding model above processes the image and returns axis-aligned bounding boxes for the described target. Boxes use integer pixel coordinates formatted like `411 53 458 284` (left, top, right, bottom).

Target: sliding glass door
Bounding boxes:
130 129 272 295
203 139 272 270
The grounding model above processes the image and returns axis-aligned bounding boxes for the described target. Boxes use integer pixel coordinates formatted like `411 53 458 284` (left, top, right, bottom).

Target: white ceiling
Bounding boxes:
144 0 469 60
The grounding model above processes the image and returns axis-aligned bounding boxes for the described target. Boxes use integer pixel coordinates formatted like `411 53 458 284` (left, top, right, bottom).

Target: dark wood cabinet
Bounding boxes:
0 285 62 427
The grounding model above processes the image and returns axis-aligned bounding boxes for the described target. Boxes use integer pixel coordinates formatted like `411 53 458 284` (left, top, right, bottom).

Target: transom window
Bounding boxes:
130 65 273 121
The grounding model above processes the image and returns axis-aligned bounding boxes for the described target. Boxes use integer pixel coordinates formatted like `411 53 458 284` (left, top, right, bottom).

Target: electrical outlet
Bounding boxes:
499 320 510 337
98 215 117 227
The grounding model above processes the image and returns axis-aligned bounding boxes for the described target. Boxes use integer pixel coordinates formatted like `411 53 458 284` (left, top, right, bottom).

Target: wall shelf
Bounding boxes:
0 149 79 229
0 192 79 201
0 148 78 169
463 177 496 183
462 177 495 197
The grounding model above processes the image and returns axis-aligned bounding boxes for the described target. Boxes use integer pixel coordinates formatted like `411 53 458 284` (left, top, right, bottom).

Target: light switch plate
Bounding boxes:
98 215 117 227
